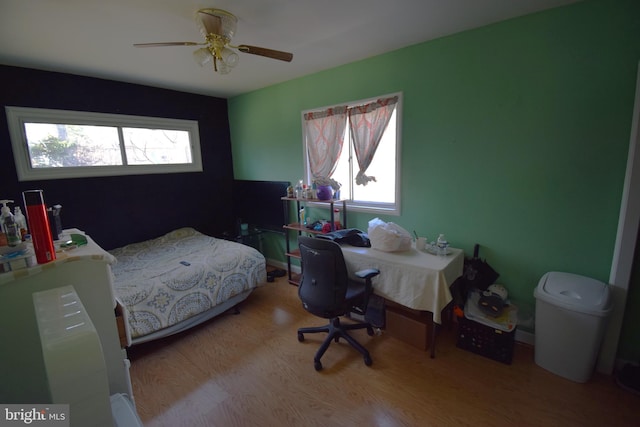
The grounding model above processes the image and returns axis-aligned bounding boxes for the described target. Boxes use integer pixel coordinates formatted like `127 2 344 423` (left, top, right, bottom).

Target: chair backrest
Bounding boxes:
298 236 350 318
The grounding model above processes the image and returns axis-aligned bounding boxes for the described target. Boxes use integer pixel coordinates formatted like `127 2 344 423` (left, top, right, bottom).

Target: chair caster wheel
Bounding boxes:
314 360 323 371
297 332 304 342
367 327 374 336
364 355 373 366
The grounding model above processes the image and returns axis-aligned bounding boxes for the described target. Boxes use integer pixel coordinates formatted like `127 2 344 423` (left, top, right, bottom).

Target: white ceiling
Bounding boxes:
0 0 580 98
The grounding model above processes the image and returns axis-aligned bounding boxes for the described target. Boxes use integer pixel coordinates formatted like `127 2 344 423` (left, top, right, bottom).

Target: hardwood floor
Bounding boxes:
128 276 638 427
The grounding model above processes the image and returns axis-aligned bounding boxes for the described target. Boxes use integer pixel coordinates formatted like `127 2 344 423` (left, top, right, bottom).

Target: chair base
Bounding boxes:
298 317 374 371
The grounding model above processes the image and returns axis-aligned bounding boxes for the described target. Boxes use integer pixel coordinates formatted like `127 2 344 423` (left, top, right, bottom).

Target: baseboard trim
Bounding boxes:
266 259 300 274
515 329 535 346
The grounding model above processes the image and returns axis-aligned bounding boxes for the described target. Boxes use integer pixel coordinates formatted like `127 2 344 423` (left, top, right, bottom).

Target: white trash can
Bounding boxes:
534 271 612 383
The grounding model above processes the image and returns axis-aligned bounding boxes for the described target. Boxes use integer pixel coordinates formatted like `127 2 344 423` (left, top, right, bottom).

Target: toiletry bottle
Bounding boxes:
295 180 303 199
333 208 342 230
299 207 306 227
14 206 28 239
22 190 56 264
0 200 22 247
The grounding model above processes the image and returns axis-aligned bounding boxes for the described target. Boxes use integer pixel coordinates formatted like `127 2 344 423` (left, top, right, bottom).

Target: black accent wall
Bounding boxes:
0 65 234 250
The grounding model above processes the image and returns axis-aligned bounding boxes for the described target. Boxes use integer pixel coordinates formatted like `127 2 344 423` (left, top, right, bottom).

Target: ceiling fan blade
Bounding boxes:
134 42 204 47
237 45 293 62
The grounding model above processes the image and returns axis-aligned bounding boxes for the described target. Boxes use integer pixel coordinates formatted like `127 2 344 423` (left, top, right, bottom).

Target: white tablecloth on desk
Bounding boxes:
340 244 464 324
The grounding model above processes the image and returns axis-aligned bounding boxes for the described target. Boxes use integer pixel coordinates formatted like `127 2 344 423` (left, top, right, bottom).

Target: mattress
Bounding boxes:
109 227 266 340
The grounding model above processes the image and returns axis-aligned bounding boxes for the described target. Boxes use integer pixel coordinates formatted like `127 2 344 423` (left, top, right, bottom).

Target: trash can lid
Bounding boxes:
534 271 612 315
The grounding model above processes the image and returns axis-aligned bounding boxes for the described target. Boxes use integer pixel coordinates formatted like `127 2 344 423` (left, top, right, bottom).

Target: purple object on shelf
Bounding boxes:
316 185 333 200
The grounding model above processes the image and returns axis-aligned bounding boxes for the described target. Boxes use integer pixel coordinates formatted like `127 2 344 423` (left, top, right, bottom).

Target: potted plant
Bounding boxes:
313 177 341 200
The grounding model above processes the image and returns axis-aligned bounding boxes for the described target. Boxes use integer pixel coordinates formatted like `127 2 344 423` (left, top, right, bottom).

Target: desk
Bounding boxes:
340 243 464 356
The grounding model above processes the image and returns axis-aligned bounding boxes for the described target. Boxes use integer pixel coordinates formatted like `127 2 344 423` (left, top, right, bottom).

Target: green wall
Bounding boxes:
228 0 640 357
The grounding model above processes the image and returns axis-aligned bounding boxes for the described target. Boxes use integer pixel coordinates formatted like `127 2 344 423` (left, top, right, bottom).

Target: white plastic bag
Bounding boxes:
367 217 412 252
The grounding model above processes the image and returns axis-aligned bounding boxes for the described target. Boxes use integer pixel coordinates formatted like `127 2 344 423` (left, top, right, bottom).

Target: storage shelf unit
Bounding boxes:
281 197 347 285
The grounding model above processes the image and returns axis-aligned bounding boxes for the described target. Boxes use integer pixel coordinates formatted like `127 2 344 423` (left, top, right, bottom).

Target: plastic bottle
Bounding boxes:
333 208 342 230
299 207 306 226
436 234 448 256
22 190 56 264
295 180 303 199
14 206 28 238
0 200 22 247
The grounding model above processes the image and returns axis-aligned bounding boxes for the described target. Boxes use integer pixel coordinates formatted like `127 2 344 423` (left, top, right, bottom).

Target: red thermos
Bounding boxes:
22 190 56 264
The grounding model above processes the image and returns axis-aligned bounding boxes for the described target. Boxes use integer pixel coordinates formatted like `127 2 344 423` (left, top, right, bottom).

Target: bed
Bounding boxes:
109 227 266 345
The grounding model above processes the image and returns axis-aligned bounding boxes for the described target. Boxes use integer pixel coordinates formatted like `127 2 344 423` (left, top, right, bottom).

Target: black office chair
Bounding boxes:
297 236 380 371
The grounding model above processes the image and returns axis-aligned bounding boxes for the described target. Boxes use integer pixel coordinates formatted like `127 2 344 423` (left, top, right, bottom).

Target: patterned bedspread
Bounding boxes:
109 227 266 339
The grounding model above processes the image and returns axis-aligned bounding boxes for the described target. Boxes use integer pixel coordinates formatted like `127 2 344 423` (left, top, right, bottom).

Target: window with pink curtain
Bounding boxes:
302 92 401 214
348 96 398 186
303 106 348 182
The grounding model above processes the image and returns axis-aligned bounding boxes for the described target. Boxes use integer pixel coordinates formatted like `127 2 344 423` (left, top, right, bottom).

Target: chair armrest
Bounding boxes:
355 268 380 280
352 268 380 315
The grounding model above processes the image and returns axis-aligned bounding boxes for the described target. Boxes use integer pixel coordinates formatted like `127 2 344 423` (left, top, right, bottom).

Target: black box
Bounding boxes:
456 316 515 364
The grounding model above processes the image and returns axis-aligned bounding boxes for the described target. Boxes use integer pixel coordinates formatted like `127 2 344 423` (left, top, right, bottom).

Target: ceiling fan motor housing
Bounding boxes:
197 8 237 40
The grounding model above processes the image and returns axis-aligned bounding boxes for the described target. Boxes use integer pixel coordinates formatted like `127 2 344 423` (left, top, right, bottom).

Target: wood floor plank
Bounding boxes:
128 277 639 427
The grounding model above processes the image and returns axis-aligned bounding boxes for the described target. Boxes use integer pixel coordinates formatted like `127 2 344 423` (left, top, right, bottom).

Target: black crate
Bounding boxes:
456 316 515 364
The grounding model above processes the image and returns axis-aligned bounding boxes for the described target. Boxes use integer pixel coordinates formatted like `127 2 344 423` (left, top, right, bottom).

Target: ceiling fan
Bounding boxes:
134 8 293 75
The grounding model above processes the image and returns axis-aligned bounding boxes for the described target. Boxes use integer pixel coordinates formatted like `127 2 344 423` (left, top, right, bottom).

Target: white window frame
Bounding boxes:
6 106 203 181
301 92 402 215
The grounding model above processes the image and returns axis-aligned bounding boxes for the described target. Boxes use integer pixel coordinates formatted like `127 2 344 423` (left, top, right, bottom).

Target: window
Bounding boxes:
6 106 202 181
302 93 402 215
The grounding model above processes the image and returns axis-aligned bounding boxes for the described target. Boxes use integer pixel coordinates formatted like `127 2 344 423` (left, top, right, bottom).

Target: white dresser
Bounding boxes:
0 229 133 406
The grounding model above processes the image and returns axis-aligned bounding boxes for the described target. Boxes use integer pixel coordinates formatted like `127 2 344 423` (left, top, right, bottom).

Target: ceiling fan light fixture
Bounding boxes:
217 61 232 75
193 47 213 67
220 47 239 68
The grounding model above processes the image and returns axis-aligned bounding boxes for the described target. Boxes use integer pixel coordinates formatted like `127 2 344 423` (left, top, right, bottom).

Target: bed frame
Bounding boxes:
109 228 266 345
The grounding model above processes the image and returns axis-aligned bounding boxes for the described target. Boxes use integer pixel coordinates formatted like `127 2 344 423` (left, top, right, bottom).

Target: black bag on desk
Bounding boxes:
315 228 371 247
